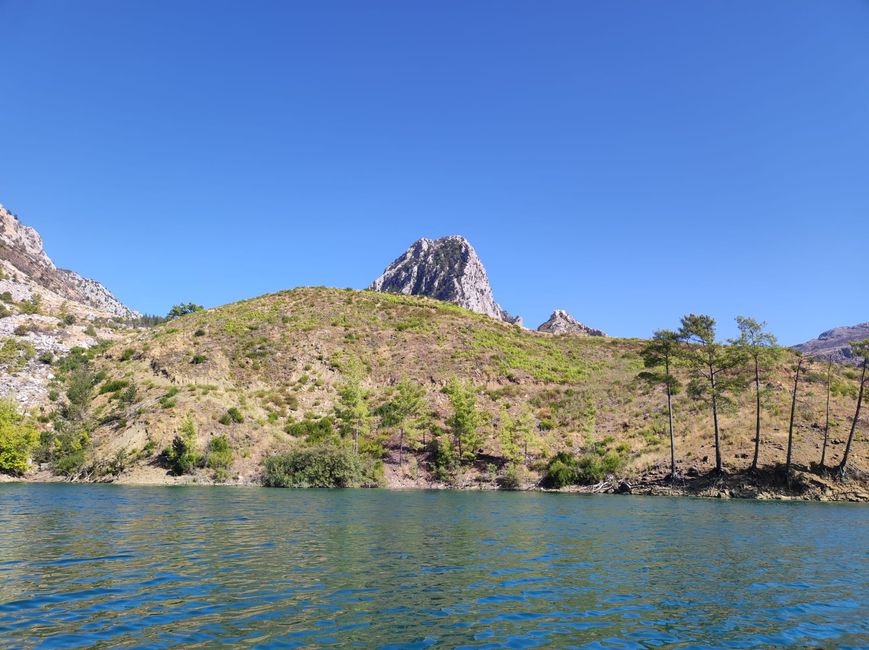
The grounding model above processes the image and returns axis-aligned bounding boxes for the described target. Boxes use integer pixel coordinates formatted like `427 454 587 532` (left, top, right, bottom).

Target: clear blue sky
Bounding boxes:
1 1 867 345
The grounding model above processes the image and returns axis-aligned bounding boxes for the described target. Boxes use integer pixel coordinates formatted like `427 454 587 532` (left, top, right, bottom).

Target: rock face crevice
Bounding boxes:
369 236 521 324
0 203 138 319
793 323 869 365
537 309 606 337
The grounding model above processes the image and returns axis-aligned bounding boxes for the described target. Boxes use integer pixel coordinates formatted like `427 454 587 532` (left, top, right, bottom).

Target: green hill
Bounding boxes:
28 287 868 498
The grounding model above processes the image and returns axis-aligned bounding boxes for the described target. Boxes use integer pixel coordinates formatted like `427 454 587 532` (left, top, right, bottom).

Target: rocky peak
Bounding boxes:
369 235 520 324
537 309 606 337
0 202 138 319
793 322 869 365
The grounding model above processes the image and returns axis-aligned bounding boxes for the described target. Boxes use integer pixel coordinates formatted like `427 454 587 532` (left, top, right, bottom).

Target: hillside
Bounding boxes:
0 203 141 408
23 286 866 499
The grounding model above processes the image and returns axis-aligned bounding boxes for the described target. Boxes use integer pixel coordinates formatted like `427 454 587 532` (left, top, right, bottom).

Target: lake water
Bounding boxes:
0 486 866 649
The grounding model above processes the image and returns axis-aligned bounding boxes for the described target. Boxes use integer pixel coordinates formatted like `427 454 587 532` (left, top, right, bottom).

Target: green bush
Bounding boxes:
18 294 42 315
50 428 90 477
0 400 38 475
206 434 232 471
498 463 524 490
429 435 457 482
119 348 136 362
543 452 577 488
263 445 380 488
285 416 334 443
99 379 129 395
164 416 199 474
191 354 207 365
226 407 244 423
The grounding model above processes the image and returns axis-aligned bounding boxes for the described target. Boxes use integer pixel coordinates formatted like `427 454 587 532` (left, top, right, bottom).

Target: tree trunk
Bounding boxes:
821 361 831 469
710 366 722 473
665 357 676 480
398 429 404 469
751 358 761 471
838 359 866 479
785 359 804 478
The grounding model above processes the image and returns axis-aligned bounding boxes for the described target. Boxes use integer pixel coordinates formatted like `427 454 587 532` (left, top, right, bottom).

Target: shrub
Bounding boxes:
0 291 13 303
263 445 380 488
430 435 457 482
84 324 97 337
498 463 524 490
226 407 244 423
13 323 34 337
18 294 42 315
62 313 77 326
50 428 90 477
99 379 130 395
0 400 38 475
119 348 136 362
543 452 577 488
194 329 205 337
191 354 207 365
0 304 10 318
206 435 233 477
159 387 179 409
285 416 334 443
38 351 54 365
165 416 199 474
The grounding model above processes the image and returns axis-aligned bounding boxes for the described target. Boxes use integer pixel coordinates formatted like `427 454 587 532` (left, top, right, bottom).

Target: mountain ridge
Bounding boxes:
793 323 869 365
0 203 138 319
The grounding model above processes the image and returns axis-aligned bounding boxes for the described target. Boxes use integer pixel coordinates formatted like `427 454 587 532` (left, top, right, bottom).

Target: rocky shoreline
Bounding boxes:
4 465 868 503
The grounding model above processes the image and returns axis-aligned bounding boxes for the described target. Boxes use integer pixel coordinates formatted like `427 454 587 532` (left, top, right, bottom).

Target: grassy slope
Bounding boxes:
85 287 868 489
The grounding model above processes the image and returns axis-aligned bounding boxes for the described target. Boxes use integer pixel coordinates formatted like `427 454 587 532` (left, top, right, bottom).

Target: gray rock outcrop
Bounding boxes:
0 202 138 319
369 236 520 324
537 309 606 337
793 323 869 365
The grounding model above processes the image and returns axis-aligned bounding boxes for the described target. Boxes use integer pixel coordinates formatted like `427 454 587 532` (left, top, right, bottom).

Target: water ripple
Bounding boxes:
0 485 867 648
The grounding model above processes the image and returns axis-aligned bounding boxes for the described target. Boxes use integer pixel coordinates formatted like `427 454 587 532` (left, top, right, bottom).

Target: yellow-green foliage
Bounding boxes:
0 338 35 372
0 400 38 475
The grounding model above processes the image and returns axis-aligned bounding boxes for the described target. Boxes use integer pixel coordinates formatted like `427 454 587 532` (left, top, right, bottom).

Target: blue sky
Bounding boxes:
1 1 867 345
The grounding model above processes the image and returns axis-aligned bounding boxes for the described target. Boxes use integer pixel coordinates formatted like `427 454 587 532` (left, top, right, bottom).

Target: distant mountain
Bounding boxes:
0 203 138 319
537 309 606 337
793 323 869 365
369 235 521 324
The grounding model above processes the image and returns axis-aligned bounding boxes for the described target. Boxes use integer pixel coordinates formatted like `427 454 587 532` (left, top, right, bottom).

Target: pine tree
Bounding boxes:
679 314 739 473
639 329 681 480
444 379 482 463
392 379 426 468
335 357 370 454
732 316 779 471
838 340 869 479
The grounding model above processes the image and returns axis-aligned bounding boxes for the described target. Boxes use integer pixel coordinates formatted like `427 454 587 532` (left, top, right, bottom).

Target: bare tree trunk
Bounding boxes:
710 366 722 473
666 357 676 480
398 429 404 469
751 357 761 471
838 359 866 479
820 361 831 469
785 359 804 478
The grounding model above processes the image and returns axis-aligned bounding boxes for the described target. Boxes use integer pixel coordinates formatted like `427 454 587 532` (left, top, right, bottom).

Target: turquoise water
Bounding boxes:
0 486 866 649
